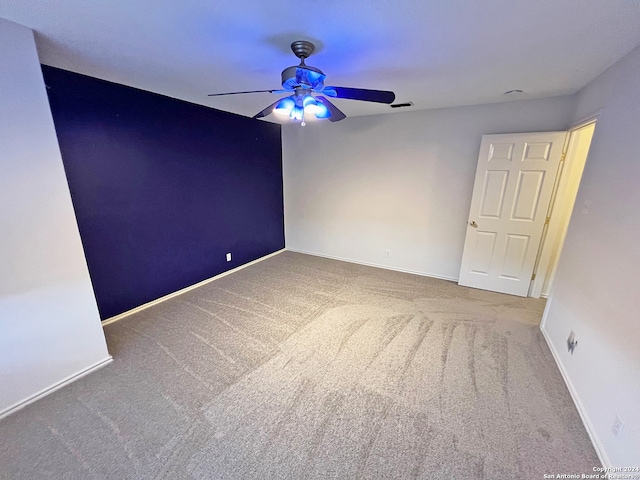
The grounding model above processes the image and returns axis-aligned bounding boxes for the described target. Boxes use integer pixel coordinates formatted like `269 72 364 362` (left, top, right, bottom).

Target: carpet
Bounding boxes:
0 251 600 479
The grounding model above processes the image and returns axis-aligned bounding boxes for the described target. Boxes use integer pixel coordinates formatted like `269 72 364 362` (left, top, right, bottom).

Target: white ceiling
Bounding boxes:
2 0 640 123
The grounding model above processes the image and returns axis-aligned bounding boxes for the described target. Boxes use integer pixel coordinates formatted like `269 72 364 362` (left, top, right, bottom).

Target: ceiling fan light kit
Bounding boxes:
209 40 396 125
273 93 330 126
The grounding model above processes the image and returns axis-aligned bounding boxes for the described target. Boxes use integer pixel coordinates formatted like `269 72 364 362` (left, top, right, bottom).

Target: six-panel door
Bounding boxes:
458 132 567 296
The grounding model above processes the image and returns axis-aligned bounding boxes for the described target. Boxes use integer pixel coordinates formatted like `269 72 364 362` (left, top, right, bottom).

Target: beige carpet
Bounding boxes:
0 251 600 479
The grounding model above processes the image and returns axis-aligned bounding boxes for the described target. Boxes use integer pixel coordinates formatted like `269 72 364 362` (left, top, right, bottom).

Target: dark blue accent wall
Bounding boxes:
42 65 284 320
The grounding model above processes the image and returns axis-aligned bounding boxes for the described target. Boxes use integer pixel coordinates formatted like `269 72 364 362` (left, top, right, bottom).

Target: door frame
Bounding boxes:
528 116 598 297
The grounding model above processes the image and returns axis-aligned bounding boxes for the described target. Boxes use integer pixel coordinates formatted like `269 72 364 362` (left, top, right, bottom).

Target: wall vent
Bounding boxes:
390 102 414 109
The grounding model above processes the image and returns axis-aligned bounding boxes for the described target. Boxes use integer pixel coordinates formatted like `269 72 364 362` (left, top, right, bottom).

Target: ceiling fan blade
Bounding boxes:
253 99 282 119
315 96 346 122
322 86 395 104
208 89 284 97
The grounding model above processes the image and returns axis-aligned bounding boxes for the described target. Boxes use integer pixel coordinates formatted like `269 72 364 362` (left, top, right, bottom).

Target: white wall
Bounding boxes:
541 45 640 466
0 18 111 417
283 96 574 279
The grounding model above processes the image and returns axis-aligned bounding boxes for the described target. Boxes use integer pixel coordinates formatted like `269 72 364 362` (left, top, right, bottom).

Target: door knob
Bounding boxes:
469 221 478 228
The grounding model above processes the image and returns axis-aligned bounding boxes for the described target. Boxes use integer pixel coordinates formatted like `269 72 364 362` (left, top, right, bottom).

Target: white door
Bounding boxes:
458 132 566 296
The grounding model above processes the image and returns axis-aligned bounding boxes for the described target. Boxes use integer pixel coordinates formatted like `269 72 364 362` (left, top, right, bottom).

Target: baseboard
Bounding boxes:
287 248 459 282
102 249 286 326
0 356 113 420
539 324 610 468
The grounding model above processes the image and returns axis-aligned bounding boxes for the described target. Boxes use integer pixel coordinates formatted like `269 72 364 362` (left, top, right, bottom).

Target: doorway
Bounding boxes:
529 120 596 298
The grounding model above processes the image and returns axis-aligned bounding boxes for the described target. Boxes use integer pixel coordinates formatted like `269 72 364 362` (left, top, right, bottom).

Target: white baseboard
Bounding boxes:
286 248 459 282
539 324 610 468
0 356 113 420
102 249 286 326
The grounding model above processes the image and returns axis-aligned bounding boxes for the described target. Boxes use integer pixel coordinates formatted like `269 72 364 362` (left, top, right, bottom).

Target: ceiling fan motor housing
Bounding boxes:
281 64 325 91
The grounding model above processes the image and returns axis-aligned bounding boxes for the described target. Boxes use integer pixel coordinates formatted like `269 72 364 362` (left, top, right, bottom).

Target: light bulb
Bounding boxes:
274 97 295 116
290 105 304 121
314 102 330 119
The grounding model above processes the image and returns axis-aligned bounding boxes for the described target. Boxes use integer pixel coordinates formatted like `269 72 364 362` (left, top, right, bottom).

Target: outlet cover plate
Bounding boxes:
567 331 577 354
612 415 624 437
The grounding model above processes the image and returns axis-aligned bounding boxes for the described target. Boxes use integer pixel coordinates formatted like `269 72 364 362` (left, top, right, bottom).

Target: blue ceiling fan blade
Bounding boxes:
322 87 337 97
315 96 346 122
322 86 395 104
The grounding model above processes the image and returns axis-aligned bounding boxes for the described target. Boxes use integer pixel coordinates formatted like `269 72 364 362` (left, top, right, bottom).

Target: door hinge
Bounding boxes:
545 216 550 225
531 273 536 281
561 152 566 162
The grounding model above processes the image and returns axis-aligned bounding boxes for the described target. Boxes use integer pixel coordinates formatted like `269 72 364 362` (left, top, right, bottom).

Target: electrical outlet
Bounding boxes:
385 250 390 258
567 331 577 354
612 415 624 438
226 253 231 262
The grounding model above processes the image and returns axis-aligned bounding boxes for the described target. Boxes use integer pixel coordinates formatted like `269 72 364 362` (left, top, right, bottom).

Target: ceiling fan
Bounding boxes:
208 40 396 125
